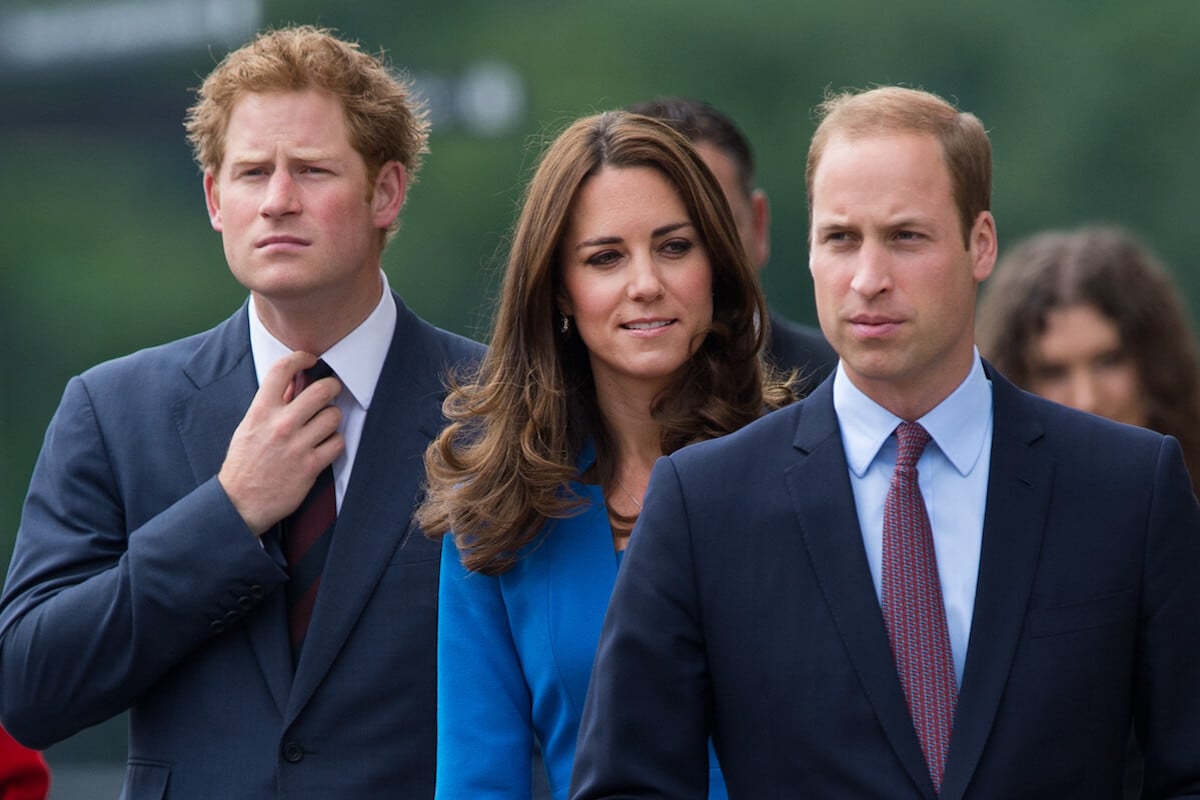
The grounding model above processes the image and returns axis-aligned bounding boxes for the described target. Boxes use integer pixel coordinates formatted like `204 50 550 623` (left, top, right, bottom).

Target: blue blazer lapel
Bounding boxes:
287 295 452 717
177 304 257 487
176 304 294 715
940 367 1053 800
785 381 936 798
543 476 617 719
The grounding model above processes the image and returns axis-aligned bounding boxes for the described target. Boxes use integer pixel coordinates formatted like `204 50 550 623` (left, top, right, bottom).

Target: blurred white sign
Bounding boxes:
0 0 262 68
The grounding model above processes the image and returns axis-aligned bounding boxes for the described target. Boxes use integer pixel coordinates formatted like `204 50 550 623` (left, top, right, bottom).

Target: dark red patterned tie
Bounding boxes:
282 360 337 659
881 422 957 793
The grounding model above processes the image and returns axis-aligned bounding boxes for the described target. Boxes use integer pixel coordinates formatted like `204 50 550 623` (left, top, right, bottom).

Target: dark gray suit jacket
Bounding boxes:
0 293 482 799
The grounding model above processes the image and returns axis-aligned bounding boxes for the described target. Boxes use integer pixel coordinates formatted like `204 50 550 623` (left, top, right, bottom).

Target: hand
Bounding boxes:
218 351 344 536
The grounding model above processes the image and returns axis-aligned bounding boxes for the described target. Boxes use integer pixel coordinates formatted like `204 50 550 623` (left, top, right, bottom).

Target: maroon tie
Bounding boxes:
282 360 338 659
881 421 957 793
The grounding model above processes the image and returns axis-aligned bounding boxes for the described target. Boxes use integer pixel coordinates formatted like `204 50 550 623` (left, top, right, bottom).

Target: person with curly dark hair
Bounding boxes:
977 225 1200 496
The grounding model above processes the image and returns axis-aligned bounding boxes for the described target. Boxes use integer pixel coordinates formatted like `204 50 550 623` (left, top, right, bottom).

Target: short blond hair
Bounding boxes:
806 86 991 246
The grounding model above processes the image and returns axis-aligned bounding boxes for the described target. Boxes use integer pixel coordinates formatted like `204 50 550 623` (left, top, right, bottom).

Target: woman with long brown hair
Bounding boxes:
977 225 1200 495
417 110 792 798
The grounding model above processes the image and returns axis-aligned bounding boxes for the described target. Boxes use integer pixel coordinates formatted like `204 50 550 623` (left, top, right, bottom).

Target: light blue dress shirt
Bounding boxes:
833 352 993 685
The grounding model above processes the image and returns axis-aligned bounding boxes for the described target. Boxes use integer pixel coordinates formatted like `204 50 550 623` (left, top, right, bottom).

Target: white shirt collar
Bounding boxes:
247 271 397 411
834 349 993 477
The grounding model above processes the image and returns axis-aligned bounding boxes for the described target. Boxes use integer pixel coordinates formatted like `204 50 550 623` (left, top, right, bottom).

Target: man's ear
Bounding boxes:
969 210 998 283
749 188 771 270
203 171 223 232
372 161 408 229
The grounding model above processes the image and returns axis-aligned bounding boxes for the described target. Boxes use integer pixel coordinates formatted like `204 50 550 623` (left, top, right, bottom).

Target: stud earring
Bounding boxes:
558 312 571 335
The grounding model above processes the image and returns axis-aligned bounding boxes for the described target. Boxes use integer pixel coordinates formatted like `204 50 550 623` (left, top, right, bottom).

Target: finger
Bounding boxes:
301 405 344 449
293 375 343 408
263 351 320 404
289 378 343 429
294 424 345 483
312 430 347 469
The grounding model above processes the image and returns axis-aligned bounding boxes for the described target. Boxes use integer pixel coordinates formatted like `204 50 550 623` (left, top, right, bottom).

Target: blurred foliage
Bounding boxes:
4 0 1200 580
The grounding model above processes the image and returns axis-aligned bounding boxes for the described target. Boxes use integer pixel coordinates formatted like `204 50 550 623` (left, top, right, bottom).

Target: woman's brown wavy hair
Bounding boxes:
416 110 794 575
977 225 1200 496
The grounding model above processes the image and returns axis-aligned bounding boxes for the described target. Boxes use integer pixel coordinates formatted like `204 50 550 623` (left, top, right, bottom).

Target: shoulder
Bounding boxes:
992 370 1170 479
668 400 809 480
74 314 241 398
393 295 485 364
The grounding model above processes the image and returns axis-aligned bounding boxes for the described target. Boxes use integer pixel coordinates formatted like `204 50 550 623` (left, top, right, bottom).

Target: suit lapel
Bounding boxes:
286 297 450 720
785 383 935 798
175 304 294 715
544 479 618 717
939 369 1052 800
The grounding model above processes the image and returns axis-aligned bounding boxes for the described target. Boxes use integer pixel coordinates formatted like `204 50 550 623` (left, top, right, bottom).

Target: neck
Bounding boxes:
593 378 664 470
847 347 976 422
252 273 383 354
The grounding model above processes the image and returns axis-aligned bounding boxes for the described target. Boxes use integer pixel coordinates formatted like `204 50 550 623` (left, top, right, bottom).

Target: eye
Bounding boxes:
660 238 693 257
585 249 621 268
894 230 923 242
819 229 856 245
1030 363 1067 384
1094 349 1130 370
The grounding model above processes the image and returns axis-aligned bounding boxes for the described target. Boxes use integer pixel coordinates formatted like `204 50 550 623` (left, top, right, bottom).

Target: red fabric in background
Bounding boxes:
0 725 49 800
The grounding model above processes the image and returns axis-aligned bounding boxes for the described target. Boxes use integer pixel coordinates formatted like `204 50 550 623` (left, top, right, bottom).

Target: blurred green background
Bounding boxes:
2 0 1199 786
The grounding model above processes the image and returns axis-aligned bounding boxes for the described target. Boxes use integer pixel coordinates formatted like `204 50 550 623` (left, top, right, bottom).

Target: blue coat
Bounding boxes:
0 294 483 799
437 444 727 799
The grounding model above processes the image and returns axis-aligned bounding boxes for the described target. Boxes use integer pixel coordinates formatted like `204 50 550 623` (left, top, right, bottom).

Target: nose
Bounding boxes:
260 170 301 218
626 252 665 301
1065 370 1100 415
848 241 893 298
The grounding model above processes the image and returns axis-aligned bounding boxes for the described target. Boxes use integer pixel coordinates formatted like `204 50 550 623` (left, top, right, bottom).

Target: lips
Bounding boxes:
621 319 674 331
255 235 310 249
848 314 902 338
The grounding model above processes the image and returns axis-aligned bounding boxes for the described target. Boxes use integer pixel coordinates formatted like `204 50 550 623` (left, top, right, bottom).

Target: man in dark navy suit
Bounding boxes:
628 97 836 390
574 86 1200 799
0 26 481 799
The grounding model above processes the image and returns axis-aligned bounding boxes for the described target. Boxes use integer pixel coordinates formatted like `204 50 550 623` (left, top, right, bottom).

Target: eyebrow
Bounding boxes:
226 150 341 167
575 220 694 250
812 215 936 235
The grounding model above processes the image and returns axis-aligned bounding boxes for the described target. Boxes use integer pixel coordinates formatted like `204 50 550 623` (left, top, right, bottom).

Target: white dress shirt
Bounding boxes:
248 271 398 509
833 350 993 685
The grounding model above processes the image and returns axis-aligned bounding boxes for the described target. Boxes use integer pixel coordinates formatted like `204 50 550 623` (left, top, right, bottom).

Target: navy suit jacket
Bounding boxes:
0 293 482 799
572 367 1200 799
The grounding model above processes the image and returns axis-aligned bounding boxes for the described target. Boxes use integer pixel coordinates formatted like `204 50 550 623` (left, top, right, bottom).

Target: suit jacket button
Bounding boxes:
223 609 240 624
210 619 226 634
237 595 254 611
249 584 265 600
283 741 304 763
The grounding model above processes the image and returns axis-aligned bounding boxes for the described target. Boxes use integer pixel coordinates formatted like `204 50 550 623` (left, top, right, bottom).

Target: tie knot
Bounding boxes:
894 421 931 469
295 359 335 393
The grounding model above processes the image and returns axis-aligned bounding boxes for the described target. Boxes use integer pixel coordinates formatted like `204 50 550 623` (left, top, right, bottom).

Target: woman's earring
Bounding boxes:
558 312 571 335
